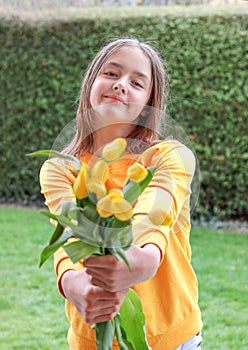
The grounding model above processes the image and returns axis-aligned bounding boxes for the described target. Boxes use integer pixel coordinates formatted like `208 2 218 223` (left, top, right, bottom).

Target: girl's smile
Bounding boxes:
103 94 127 105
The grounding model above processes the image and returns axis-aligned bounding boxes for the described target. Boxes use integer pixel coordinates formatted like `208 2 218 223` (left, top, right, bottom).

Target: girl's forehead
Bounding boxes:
104 46 150 66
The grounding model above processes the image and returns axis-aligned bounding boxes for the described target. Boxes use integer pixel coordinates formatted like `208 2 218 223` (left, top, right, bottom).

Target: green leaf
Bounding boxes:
123 181 141 204
63 240 101 264
57 213 76 228
94 321 115 350
39 229 72 267
123 166 157 204
108 246 131 272
61 212 103 246
26 149 81 170
114 315 132 350
78 204 99 224
118 289 151 350
138 166 157 193
110 217 130 229
115 247 131 271
103 219 132 250
40 210 58 221
49 222 64 245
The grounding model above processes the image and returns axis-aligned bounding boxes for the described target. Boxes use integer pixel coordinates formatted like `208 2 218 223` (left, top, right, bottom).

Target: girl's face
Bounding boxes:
90 46 152 128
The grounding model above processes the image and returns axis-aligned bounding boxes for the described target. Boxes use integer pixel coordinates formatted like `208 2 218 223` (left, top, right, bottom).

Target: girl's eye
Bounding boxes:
133 81 143 88
104 71 117 77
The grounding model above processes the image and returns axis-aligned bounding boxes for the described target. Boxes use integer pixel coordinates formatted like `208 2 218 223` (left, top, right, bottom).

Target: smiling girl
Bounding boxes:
40 37 203 350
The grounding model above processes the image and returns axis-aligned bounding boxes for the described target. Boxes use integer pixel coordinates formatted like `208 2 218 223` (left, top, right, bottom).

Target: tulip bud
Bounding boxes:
96 196 112 218
96 189 133 221
127 162 148 183
87 178 107 200
102 138 127 162
107 189 124 203
73 163 88 199
148 209 173 227
114 200 133 221
91 159 109 183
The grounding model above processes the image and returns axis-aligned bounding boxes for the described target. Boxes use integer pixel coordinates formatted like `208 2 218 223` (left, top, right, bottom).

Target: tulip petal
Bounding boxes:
102 138 127 162
88 178 107 200
91 159 109 183
96 196 112 218
113 199 133 221
127 162 148 183
73 163 88 199
107 189 124 203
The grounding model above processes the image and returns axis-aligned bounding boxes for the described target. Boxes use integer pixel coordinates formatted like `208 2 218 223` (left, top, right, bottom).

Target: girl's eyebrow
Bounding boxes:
104 61 150 81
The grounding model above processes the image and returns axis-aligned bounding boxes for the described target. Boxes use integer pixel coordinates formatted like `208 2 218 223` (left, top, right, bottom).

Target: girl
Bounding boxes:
40 37 203 350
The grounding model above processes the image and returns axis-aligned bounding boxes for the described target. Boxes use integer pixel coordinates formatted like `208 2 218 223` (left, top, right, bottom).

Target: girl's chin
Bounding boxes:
92 105 133 124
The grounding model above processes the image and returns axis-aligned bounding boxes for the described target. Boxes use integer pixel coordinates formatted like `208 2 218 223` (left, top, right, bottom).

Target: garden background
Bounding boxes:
0 1 248 349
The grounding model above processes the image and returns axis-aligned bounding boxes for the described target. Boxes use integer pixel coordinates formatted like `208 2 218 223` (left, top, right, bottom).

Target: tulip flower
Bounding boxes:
148 209 173 227
127 162 148 183
87 178 107 200
102 138 127 162
97 189 133 221
73 163 88 199
90 159 109 183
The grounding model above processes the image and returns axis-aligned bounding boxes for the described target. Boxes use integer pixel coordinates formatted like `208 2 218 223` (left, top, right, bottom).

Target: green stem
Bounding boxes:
133 212 148 218
92 215 101 241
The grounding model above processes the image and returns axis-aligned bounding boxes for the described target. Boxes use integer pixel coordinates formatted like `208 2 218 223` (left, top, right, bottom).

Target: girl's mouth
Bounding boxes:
104 95 127 105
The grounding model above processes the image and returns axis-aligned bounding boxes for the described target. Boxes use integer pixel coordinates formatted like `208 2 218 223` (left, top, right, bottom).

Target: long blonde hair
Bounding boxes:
64 37 168 156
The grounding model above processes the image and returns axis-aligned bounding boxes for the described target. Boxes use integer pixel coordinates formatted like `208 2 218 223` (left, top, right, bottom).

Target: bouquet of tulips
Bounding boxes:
29 138 166 350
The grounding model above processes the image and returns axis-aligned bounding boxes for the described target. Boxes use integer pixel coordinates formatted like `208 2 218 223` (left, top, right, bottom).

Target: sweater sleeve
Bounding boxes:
40 159 76 215
132 140 196 260
40 159 83 297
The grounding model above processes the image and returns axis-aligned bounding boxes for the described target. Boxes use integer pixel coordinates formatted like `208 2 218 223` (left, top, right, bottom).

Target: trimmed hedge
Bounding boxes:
0 7 247 220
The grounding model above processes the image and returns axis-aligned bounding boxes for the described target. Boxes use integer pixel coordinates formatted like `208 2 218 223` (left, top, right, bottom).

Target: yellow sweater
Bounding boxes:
40 140 202 350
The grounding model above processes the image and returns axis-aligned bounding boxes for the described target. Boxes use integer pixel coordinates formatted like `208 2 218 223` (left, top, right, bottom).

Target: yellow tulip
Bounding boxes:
102 138 127 162
96 189 133 221
90 159 109 183
107 189 124 202
96 196 112 218
127 162 148 183
148 209 173 227
73 163 88 199
113 200 133 221
96 197 113 218
87 178 107 200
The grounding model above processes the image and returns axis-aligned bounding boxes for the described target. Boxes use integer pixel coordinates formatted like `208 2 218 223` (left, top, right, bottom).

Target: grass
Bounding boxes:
0 207 68 350
0 207 248 349
192 228 248 349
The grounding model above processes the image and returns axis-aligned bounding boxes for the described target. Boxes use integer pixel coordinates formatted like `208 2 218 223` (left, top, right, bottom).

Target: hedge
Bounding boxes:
0 6 247 220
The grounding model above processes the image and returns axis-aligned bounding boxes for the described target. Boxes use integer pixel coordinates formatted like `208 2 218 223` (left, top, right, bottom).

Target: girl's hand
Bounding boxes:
61 269 128 324
84 244 161 293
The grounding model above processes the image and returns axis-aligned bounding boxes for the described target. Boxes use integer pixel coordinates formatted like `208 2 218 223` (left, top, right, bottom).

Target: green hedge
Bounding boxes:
0 7 247 220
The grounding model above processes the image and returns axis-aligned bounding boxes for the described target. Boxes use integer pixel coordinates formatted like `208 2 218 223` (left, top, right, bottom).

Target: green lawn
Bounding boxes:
0 207 247 349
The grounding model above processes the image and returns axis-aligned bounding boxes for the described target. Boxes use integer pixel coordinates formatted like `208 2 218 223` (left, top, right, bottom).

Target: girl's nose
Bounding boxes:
113 80 127 94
